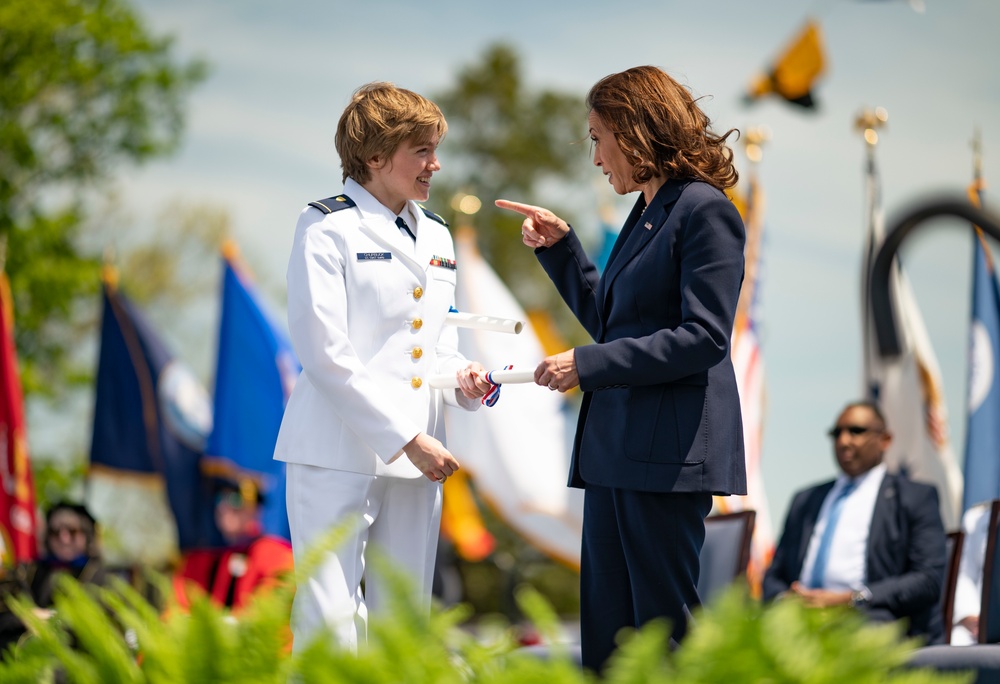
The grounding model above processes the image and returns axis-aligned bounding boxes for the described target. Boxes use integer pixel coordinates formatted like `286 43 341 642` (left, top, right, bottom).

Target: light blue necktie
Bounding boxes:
807 480 857 589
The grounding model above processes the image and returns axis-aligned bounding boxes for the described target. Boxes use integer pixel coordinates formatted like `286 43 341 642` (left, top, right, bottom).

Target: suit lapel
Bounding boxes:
410 204 437 278
866 475 898 572
357 219 427 283
599 180 687 310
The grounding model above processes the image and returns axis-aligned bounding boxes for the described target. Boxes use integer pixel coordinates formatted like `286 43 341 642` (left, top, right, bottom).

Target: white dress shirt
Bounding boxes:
799 463 887 591
952 502 990 645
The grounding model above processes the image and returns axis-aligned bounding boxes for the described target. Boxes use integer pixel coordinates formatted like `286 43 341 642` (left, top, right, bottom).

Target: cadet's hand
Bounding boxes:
456 362 491 400
495 199 570 248
535 349 579 392
403 433 459 483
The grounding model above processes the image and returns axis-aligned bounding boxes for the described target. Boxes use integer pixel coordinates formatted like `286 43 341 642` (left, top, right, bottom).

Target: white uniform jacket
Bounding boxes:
274 178 478 479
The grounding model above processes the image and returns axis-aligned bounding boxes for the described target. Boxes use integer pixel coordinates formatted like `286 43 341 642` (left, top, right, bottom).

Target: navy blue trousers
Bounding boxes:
580 485 713 672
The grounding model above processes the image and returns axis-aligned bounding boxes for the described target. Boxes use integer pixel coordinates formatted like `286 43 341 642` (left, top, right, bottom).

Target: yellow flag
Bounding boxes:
746 20 826 109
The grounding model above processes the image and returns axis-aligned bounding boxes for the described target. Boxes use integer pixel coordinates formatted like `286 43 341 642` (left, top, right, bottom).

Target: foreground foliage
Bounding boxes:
0 542 973 683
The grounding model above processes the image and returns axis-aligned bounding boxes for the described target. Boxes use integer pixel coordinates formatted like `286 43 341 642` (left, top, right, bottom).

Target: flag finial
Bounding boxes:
743 126 771 166
221 238 240 262
854 106 889 149
101 247 119 291
972 127 984 182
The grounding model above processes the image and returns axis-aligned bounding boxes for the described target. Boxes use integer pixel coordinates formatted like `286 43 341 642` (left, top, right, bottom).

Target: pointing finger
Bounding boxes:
495 199 539 217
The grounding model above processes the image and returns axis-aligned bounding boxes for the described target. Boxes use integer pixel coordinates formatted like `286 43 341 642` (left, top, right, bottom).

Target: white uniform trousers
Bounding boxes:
286 463 442 652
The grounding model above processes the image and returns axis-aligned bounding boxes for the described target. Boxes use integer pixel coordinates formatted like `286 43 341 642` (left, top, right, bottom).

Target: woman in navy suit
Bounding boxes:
497 65 746 671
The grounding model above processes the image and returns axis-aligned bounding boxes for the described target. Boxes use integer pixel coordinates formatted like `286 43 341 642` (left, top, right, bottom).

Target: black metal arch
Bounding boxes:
870 196 1000 358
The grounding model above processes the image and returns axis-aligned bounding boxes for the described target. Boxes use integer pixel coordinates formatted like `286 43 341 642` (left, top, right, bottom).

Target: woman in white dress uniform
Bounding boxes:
274 82 490 651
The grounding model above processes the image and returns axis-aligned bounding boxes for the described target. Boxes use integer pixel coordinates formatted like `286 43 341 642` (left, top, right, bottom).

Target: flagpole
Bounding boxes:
855 106 889 399
735 126 769 331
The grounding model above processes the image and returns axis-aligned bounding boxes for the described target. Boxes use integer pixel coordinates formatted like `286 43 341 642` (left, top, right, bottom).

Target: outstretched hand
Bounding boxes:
495 199 570 249
535 349 579 393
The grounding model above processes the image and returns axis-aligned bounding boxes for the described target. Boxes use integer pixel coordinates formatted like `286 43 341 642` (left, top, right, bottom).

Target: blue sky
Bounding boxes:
78 0 1000 530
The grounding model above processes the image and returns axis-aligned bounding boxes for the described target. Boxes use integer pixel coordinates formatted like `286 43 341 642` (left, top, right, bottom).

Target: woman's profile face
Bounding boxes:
588 110 638 196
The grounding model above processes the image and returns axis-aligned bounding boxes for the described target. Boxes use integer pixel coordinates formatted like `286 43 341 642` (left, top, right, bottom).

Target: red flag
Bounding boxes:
0 271 37 565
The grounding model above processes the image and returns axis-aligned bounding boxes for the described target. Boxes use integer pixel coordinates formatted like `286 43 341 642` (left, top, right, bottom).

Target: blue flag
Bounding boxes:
203 248 300 540
594 214 620 274
963 224 1000 510
89 277 216 552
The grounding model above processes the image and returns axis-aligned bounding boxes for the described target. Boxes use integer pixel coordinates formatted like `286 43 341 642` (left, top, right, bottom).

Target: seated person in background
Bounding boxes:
763 401 947 643
951 501 990 645
173 478 293 612
0 502 108 650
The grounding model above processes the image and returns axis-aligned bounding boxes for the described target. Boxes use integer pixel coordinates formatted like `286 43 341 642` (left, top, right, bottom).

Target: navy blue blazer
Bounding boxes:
537 179 746 495
762 472 947 642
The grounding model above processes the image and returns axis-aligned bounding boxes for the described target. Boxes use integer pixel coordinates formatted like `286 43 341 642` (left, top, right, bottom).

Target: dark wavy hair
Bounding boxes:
586 66 739 191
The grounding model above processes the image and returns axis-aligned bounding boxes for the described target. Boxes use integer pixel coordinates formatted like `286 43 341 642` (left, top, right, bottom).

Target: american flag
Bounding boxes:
716 173 775 596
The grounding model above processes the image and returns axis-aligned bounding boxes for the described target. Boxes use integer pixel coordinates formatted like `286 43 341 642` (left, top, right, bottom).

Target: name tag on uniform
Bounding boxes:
357 252 392 261
429 255 457 270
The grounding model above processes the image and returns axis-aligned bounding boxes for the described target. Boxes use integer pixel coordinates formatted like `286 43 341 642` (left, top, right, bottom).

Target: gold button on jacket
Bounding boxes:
410 377 423 389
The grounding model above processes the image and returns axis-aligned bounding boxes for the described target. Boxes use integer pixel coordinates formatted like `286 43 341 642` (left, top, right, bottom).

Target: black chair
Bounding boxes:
980 500 1000 644
697 510 755 607
941 530 965 645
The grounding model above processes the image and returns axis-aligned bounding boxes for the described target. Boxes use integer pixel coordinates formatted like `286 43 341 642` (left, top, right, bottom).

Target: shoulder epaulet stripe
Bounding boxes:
309 195 356 214
419 205 449 227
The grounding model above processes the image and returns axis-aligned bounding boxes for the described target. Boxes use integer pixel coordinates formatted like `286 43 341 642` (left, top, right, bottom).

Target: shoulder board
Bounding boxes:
419 205 449 227
309 195 356 214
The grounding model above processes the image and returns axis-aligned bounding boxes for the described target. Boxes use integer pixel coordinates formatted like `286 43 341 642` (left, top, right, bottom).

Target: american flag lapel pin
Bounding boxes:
644 221 653 230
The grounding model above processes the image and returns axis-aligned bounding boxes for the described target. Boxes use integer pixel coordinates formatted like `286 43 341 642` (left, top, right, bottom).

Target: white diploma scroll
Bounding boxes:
429 369 536 389
445 311 524 334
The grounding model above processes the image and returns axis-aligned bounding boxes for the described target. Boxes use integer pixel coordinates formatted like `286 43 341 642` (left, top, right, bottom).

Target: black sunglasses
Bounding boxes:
827 425 880 439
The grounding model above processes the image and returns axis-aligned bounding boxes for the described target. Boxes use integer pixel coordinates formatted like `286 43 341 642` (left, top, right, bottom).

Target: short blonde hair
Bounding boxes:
335 82 448 184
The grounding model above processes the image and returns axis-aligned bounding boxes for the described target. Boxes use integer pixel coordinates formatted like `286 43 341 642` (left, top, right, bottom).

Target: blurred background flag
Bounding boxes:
201 242 299 541
441 469 495 563
444 224 584 568
859 110 963 529
0 263 37 565
88 266 215 565
745 19 826 110
961 134 1000 511
593 203 621 274
715 128 775 594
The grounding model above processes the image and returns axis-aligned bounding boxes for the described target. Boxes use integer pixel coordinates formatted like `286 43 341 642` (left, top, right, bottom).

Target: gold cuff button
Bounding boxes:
410 347 423 360
411 318 423 330
412 286 423 300
410 377 423 389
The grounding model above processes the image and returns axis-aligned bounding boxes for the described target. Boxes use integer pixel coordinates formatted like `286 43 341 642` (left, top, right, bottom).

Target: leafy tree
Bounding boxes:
0 0 206 396
433 44 590 320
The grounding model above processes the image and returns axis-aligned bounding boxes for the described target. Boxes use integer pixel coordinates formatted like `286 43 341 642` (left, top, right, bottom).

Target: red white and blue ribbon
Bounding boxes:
482 365 513 407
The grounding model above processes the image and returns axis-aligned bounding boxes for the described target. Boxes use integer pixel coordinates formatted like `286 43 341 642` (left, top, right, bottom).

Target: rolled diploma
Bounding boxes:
429 369 536 389
445 311 523 334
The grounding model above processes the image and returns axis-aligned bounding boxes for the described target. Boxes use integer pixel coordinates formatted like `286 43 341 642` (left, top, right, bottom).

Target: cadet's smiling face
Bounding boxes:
365 135 441 215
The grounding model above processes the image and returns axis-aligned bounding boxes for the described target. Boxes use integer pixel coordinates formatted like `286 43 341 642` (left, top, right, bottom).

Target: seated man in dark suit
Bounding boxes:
763 401 947 643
